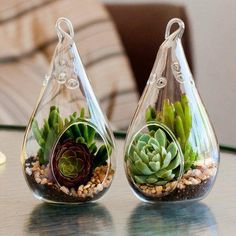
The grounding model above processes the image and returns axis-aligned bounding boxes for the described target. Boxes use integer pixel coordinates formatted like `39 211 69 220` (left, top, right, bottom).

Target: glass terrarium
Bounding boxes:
124 18 219 203
21 18 116 203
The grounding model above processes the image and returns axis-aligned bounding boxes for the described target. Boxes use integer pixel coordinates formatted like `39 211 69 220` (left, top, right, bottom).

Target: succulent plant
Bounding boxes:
145 94 198 171
52 139 94 187
128 129 181 185
32 106 110 167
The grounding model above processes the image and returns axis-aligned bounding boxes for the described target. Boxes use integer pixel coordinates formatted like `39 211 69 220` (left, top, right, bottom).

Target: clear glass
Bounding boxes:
124 18 219 203
21 18 116 204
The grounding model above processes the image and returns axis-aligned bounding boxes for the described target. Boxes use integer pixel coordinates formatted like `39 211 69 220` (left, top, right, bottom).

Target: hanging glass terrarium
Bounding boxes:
124 18 219 202
21 18 116 203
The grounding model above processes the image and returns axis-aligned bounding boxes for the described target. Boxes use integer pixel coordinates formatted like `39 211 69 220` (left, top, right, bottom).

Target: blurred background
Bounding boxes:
0 0 235 146
105 0 236 146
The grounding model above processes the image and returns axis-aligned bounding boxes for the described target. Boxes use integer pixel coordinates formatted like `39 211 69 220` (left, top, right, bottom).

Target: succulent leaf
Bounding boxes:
134 160 154 175
154 129 166 147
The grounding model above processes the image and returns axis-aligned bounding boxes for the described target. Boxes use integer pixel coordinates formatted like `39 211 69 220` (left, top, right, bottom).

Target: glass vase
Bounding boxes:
21 18 116 204
124 18 219 203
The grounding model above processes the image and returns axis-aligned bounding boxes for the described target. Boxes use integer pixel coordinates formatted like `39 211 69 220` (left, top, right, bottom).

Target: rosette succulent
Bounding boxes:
128 129 181 185
52 139 94 187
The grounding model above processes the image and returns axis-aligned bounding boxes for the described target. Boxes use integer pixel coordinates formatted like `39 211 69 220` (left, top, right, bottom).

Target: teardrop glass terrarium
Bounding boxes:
21 18 116 203
124 18 219 203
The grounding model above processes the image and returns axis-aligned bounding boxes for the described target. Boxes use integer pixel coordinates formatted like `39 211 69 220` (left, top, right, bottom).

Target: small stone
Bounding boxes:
78 185 84 191
98 174 105 182
189 177 201 185
25 167 32 176
60 186 69 195
34 171 40 178
105 182 111 188
84 184 91 189
151 189 156 194
199 174 208 181
165 187 171 192
183 179 192 185
177 183 185 189
190 169 202 178
165 183 171 188
97 184 103 192
171 181 177 188
83 189 88 195
155 186 163 192
140 185 148 190
41 178 48 185
35 178 41 184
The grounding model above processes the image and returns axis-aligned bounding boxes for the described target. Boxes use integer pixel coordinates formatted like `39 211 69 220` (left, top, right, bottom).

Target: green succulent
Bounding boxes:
32 106 110 167
128 129 181 185
145 94 198 171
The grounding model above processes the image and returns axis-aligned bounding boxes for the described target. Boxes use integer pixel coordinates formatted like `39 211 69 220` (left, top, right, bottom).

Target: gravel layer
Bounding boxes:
129 162 217 202
25 157 114 203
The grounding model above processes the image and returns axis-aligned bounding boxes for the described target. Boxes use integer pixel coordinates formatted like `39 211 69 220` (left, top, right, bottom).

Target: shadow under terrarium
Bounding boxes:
128 202 217 236
25 203 114 235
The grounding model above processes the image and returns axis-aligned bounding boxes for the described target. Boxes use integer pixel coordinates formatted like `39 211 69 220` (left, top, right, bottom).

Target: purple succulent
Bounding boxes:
51 139 94 188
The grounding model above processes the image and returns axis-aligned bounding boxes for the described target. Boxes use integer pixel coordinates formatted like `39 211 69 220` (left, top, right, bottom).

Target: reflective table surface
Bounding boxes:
0 130 236 236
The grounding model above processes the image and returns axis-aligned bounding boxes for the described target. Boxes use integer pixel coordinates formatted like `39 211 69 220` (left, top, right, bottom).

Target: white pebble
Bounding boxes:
0 152 6 165
97 184 103 192
191 169 202 178
25 167 32 176
189 177 201 185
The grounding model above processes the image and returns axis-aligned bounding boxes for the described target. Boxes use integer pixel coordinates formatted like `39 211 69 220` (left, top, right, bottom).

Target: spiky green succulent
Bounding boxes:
128 129 181 185
32 106 110 167
145 94 198 171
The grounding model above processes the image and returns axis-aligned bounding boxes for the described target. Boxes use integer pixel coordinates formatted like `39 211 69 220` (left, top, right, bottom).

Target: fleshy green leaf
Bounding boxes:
137 141 146 151
166 154 181 170
162 152 172 169
134 175 147 184
146 176 158 184
175 116 186 148
139 134 151 143
32 120 45 147
149 161 160 172
167 142 178 159
154 129 167 147
134 160 154 175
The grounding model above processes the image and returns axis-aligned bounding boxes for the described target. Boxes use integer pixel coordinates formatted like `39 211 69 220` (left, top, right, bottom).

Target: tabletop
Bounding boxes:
0 129 236 236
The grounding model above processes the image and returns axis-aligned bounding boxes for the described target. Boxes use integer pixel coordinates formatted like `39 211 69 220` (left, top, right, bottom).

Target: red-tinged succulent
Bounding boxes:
51 139 94 188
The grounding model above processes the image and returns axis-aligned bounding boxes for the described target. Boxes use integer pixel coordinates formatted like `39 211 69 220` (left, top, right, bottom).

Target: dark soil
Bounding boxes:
24 157 108 203
130 177 214 202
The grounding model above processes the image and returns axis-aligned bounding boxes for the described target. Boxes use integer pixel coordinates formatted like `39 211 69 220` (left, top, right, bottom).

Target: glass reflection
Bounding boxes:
25 203 114 235
128 202 217 236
